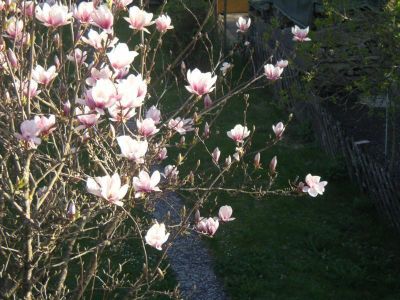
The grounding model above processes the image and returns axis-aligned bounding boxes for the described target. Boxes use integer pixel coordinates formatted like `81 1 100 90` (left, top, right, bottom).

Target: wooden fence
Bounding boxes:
296 101 400 232
249 13 400 232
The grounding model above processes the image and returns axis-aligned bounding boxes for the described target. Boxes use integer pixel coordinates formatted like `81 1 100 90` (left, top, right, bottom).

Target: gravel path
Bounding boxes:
153 193 228 300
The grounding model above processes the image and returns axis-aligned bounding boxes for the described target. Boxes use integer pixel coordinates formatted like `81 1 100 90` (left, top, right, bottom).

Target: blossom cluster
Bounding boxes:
2 0 325 268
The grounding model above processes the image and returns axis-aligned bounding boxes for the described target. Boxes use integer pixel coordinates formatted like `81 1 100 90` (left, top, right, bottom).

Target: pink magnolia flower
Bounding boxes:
264 64 283 81
272 122 285 139
116 74 147 108
82 29 119 50
75 106 100 130
292 25 311 42
185 68 217 96
34 115 56 136
73 1 94 24
91 5 114 33
218 205 235 222
15 119 41 148
85 65 113 86
158 147 168 160
168 117 194 135
145 106 161 124
89 78 117 113
227 124 250 143
155 14 173 33
254 152 261 169
116 135 148 163
7 49 18 69
67 48 87 66
114 66 130 79
212 147 221 164
132 170 161 198
32 65 58 86
107 43 138 70
137 118 159 137
302 174 327 197
276 60 288 68
108 105 136 123
5 17 24 40
86 173 129 206
236 16 251 33
269 156 277 174
16 79 40 98
21 1 35 18
163 165 179 179
35 3 73 28
196 217 219 236
114 0 133 10
204 94 213 109
145 222 170 251
124 6 154 33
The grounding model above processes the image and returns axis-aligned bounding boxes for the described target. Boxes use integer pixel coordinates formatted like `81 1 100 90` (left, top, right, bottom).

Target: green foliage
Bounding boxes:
303 1 400 101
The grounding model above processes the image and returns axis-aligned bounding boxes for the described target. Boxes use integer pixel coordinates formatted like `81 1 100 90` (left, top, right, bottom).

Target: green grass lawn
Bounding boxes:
160 78 400 299
194 90 400 300
110 6 400 297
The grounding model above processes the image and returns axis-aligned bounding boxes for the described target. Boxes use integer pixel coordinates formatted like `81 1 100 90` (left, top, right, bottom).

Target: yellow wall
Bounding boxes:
217 0 249 13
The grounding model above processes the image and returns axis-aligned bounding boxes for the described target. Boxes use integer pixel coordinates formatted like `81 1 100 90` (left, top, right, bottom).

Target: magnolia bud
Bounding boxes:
212 147 221 164
195 210 201 224
5 91 11 104
269 156 277 175
181 61 186 73
193 112 199 123
204 94 213 109
54 55 60 69
63 100 71 116
0 38 5 51
254 152 261 169
81 131 90 143
7 49 18 68
179 136 185 146
157 267 164 280
53 33 61 49
143 263 148 276
233 152 240 162
203 122 210 138
109 124 116 141
181 205 186 217
225 155 232 167
67 202 76 220
189 171 194 185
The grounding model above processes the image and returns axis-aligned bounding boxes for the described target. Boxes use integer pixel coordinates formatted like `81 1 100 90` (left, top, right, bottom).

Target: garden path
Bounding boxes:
153 193 228 300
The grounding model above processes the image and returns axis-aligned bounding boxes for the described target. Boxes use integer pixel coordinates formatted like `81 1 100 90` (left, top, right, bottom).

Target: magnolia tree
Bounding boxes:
0 0 326 299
